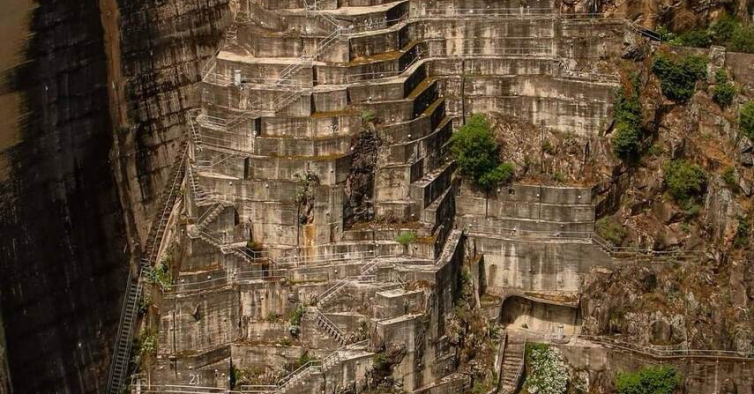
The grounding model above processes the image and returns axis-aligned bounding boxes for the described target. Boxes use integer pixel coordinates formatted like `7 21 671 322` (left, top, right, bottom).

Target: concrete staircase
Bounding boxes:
309 307 347 346
500 334 526 394
317 259 380 308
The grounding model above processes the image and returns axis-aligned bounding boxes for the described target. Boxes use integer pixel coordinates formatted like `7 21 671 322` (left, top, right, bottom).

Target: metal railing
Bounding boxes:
107 267 144 394
108 142 188 394
317 258 381 308
524 331 754 360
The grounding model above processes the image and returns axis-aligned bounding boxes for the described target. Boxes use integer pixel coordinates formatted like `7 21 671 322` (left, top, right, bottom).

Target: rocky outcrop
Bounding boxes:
581 262 753 353
564 0 743 31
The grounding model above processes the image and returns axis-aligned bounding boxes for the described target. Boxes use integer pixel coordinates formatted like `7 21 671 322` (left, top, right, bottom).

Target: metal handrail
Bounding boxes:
525 331 754 360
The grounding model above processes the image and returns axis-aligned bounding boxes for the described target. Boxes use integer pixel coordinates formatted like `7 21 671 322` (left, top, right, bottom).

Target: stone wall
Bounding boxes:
555 343 754 394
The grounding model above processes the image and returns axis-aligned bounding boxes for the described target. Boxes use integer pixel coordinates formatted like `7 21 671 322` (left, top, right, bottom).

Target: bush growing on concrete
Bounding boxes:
615 365 681 394
663 159 707 203
450 113 514 191
740 100 754 140
395 231 417 246
712 69 736 108
523 343 569 394
289 303 305 328
652 54 707 103
145 262 172 291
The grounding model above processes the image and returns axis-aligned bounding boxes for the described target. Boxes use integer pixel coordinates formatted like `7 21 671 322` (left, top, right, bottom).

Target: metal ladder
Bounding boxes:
106 141 189 394
106 262 146 394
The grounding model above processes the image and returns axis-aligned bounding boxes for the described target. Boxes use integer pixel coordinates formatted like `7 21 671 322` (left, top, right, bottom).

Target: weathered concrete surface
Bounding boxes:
0 0 231 392
0 1 127 392
554 342 754 394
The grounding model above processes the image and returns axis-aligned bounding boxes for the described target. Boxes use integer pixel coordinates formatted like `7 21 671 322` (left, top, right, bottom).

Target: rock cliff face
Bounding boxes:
566 0 747 30
0 0 229 393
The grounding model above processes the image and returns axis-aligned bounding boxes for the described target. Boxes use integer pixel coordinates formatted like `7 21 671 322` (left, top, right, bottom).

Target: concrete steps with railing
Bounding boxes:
316 259 381 308
500 334 526 394
309 308 347 346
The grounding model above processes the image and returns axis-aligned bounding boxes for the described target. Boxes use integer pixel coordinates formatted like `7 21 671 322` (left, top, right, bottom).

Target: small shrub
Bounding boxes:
478 162 515 190
145 262 172 291
289 303 305 327
712 69 736 107
279 338 292 347
613 122 642 161
733 216 750 249
722 166 738 191
647 143 665 156
652 54 708 103
541 140 556 155
674 29 712 47
136 330 157 360
728 25 754 54
740 101 754 140
552 171 565 183
657 26 676 42
523 344 569 394
710 14 741 44
615 365 682 394
361 110 376 125
663 159 707 203
395 231 417 246
612 74 644 161
266 312 281 322
596 217 627 246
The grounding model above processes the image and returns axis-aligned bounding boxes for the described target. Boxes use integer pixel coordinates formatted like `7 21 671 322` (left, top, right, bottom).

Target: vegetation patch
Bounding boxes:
450 113 515 191
288 303 305 335
395 230 418 246
612 74 644 161
145 262 172 291
651 54 708 103
663 159 707 203
663 15 754 54
733 215 750 249
596 217 627 246
712 69 735 108
615 365 681 394
522 343 569 394
740 100 754 140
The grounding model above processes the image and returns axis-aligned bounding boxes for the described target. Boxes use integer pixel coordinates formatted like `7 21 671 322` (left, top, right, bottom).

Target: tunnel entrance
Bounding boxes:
500 295 581 336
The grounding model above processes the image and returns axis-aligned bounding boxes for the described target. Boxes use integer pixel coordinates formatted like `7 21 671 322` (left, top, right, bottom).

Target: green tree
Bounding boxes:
616 365 682 394
449 114 514 191
652 54 708 103
740 100 754 140
663 159 707 203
